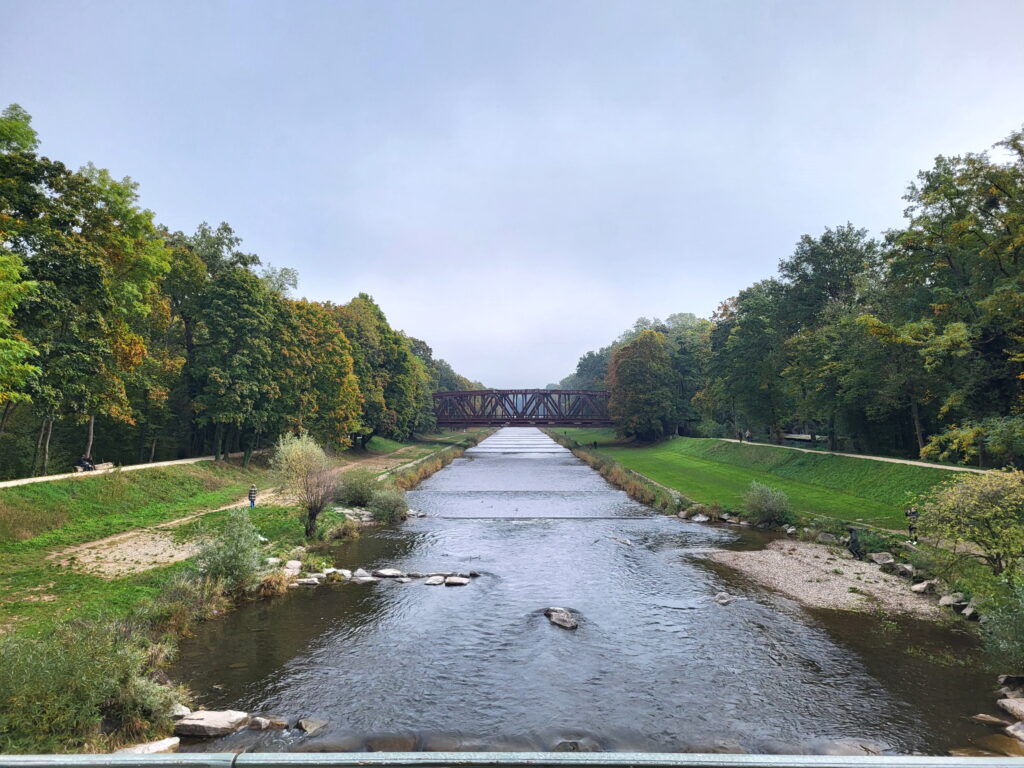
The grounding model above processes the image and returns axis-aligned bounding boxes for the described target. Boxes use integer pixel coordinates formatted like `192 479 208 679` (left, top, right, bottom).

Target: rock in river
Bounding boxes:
690 513 710 523
116 737 180 754
545 607 578 630
174 710 249 737
298 718 328 736
424 575 445 585
445 576 470 586
998 698 1024 721
373 568 405 578
351 576 379 584
353 568 371 578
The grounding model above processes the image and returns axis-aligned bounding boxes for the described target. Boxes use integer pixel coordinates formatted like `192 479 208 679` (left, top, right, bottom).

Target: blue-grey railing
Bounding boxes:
1 753 1022 768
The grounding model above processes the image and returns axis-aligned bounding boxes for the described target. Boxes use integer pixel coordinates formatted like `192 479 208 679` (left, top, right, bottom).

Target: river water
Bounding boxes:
173 428 999 755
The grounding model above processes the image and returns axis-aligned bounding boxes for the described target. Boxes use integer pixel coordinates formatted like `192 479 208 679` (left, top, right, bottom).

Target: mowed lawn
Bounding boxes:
558 430 957 530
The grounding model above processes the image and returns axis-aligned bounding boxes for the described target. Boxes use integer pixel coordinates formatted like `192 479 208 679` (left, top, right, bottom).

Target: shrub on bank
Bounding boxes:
195 509 264 595
0 618 181 753
368 488 409 523
743 481 793 526
337 469 378 507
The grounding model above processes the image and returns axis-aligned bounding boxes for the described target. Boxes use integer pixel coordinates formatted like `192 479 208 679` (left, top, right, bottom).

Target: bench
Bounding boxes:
73 462 116 473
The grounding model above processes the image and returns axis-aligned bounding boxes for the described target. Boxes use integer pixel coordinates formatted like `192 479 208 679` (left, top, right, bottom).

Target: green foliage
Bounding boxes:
919 469 1024 580
981 581 1024 668
337 468 379 507
194 509 264 595
608 330 678 441
272 432 337 537
367 487 408 523
0 617 179 752
743 481 793 525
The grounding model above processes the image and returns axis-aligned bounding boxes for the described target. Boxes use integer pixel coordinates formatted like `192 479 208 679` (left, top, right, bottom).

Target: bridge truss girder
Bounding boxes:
433 389 612 427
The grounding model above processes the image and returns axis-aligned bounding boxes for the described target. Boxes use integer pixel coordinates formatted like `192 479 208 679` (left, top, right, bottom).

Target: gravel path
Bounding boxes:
710 539 941 618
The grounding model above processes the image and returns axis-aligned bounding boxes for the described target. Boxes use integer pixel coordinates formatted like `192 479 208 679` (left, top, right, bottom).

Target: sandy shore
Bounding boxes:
710 539 941 619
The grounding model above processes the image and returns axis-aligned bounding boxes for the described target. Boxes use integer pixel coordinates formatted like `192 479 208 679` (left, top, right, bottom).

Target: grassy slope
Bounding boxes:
559 430 954 529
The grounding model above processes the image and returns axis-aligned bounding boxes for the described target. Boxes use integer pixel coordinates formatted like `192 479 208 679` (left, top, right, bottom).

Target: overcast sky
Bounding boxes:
4 1 1024 387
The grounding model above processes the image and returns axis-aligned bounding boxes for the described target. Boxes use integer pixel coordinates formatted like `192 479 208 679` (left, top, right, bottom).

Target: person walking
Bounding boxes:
248 484 258 508
846 526 865 560
905 505 919 543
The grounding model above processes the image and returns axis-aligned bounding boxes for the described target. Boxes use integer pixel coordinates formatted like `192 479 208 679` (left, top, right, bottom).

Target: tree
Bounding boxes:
272 432 337 538
920 469 1024 582
607 330 678 441
0 249 37 423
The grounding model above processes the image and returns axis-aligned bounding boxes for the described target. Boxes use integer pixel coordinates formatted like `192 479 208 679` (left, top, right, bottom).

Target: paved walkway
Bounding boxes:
718 438 988 473
0 452 256 490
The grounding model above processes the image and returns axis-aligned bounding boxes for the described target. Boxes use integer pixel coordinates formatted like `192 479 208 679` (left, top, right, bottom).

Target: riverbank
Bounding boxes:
709 538 940 618
554 429 959 531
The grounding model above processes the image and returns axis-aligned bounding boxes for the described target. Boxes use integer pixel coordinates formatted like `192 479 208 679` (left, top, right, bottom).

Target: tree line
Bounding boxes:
553 127 1024 467
0 105 481 479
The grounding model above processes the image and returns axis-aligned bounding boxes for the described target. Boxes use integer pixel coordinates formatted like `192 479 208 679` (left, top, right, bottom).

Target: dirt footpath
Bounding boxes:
710 539 940 619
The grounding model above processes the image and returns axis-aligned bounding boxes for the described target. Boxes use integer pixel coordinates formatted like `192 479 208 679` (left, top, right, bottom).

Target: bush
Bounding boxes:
982 581 1024 667
337 468 379 508
324 518 360 541
145 573 229 638
273 433 338 538
368 487 408 523
195 509 264 595
0 618 180 752
743 481 793 525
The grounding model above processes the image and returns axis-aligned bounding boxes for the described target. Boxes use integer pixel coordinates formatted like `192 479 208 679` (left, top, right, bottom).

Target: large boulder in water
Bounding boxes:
544 607 578 630
174 710 249 736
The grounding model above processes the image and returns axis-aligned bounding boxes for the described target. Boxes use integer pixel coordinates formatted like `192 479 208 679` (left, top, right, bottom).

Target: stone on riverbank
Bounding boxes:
424 576 445 585
816 532 838 544
266 557 281 566
939 592 965 606
999 674 1024 688
911 579 937 594
998 698 1024 721
690 513 710 523
250 716 288 730
868 552 894 565
972 713 1013 727
373 568 405 578
351 576 379 584
445 576 470 586
295 577 320 586
353 568 371 578
545 607 578 630
1007 722 1024 745
285 560 302 570
174 710 249 736
298 718 328 736
116 737 180 754
170 703 191 719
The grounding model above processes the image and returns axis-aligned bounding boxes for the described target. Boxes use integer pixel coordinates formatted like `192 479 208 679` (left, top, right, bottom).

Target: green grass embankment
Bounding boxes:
557 430 955 530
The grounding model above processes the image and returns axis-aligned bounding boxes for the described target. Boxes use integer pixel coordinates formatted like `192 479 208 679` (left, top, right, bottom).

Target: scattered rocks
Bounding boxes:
817 533 838 544
784 525 797 535
116 737 180 754
677 508 693 520
294 578 321 586
911 579 937 594
249 716 288 730
690 514 710 523
396 577 412 583
353 568 371 578
174 710 250 737
544 606 578 630
424 576 445 585
407 572 425 578
714 592 736 606
351 576 380 584
939 592 966 607
298 718 328 736
337 569 352 579
169 703 191 720
285 560 302 571
962 599 981 621
868 552 895 566
972 713 1013 727
998 698 1024 721
373 568 405 578
307 572 327 581
444 576 470 586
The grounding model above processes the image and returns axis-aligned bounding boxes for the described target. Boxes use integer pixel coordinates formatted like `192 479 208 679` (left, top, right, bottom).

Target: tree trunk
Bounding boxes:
84 414 95 459
0 402 15 436
214 423 224 461
31 417 46 475
910 400 924 454
42 418 54 474
243 432 255 468
149 436 158 462
827 413 838 452
304 510 319 538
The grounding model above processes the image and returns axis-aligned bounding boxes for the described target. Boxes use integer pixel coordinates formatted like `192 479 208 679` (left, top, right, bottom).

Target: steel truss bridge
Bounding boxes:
433 389 611 427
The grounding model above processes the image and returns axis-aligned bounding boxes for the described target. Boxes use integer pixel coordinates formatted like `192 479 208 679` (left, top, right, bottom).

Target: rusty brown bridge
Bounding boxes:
433 389 612 427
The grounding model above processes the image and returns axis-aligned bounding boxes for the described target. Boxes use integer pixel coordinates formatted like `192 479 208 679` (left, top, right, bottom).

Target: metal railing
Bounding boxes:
1 753 1022 768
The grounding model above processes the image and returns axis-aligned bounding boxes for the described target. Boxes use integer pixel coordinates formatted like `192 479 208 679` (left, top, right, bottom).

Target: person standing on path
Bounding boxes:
248 484 258 508
905 505 919 543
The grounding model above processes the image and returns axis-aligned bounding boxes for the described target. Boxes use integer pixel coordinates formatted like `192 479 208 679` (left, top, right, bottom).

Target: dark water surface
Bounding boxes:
172 428 998 755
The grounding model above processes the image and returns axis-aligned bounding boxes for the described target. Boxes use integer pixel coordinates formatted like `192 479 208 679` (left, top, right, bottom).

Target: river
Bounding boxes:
172 427 998 755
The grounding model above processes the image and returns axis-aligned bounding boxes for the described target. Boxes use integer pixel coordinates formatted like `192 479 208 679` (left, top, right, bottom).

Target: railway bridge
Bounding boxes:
433 389 612 427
